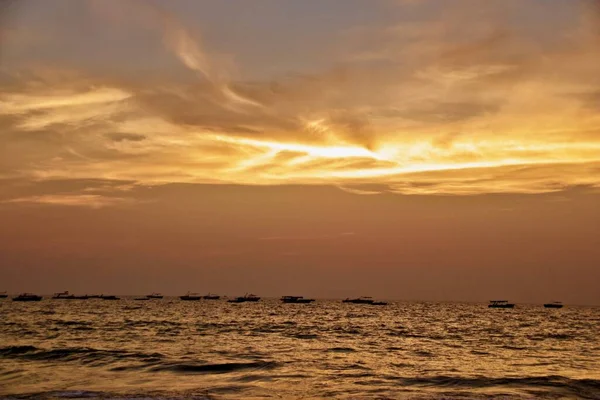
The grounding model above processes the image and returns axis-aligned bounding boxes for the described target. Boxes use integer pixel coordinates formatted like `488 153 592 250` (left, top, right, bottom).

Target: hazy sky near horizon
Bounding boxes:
1 0 599 303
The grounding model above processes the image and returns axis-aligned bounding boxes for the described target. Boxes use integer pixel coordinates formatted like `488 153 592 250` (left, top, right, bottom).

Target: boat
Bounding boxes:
281 296 315 304
180 292 202 301
146 293 163 299
228 293 260 303
0 291 8 299
342 297 375 304
134 297 150 301
203 293 220 300
100 295 120 300
52 291 76 299
544 301 564 309
52 291 90 300
371 301 388 306
12 293 42 302
488 300 515 308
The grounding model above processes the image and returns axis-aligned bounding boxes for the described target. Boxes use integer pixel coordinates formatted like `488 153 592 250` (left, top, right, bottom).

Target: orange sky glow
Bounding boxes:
1 0 599 303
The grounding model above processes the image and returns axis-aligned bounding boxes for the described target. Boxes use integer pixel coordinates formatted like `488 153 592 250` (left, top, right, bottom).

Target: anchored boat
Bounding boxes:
100 295 120 300
488 300 515 308
544 301 564 309
228 293 260 303
180 292 202 301
13 293 42 302
281 295 315 304
342 297 375 304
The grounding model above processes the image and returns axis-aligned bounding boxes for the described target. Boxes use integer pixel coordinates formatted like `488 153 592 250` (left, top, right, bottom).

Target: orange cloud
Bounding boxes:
1 0 599 201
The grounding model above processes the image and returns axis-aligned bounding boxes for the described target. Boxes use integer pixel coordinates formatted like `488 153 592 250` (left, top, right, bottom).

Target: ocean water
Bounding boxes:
0 298 599 399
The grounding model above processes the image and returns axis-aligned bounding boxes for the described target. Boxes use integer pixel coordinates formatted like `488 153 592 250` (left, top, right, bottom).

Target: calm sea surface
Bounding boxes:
0 298 599 399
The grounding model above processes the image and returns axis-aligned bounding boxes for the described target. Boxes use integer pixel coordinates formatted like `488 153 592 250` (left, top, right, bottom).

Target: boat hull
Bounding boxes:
544 304 564 308
343 299 374 304
488 304 515 308
13 297 42 302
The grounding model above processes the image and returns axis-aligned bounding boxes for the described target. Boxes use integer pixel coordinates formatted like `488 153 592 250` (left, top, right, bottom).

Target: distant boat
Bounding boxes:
371 301 388 306
146 293 163 299
203 293 220 300
180 292 202 301
86 295 102 299
342 297 375 304
52 291 76 299
281 296 315 304
134 297 150 301
0 291 8 299
544 301 564 309
228 293 260 303
13 293 42 302
100 295 120 300
488 300 515 308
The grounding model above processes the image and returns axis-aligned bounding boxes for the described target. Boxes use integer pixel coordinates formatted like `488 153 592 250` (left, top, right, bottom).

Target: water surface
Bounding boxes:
1 299 599 399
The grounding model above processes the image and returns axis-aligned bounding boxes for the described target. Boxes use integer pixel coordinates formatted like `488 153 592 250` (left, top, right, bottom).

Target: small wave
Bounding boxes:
292 333 318 340
328 347 356 353
394 375 600 398
0 345 37 356
0 345 164 364
528 333 573 341
413 350 434 357
0 390 213 399
150 360 279 374
501 344 529 350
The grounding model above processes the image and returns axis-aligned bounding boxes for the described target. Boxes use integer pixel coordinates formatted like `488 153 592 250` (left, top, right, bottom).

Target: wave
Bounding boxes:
0 390 213 400
328 347 356 352
392 375 600 399
0 345 164 364
149 360 279 374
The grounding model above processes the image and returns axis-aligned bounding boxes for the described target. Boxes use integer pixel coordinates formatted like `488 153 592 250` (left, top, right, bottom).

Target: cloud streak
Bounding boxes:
1 0 600 202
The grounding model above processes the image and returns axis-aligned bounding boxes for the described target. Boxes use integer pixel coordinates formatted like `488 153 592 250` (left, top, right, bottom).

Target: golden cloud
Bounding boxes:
1 0 599 199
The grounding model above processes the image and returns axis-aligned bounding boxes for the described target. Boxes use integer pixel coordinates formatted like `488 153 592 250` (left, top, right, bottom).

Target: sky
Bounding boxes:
1 0 599 304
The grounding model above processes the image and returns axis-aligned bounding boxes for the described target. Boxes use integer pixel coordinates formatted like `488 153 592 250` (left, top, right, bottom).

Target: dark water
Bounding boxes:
1 299 599 399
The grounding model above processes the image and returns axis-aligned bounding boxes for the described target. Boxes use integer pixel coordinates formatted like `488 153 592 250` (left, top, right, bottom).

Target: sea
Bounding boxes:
1 298 599 399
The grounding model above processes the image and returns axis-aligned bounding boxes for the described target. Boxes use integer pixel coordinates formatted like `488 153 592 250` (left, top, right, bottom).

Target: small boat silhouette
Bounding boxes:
488 300 515 308
281 295 315 304
342 297 375 304
371 301 388 306
52 291 76 299
146 293 163 299
180 292 202 301
12 293 42 302
134 297 150 301
0 291 8 299
203 293 220 300
100 295 120 300
228 293 260 303
544 301 564 309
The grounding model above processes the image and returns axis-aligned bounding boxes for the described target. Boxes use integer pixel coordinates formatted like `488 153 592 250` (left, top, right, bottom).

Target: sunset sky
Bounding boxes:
1 0 599 304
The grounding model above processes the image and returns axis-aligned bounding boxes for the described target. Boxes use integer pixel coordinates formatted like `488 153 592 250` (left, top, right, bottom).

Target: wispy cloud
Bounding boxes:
1 0 599 203
3 194 135 208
